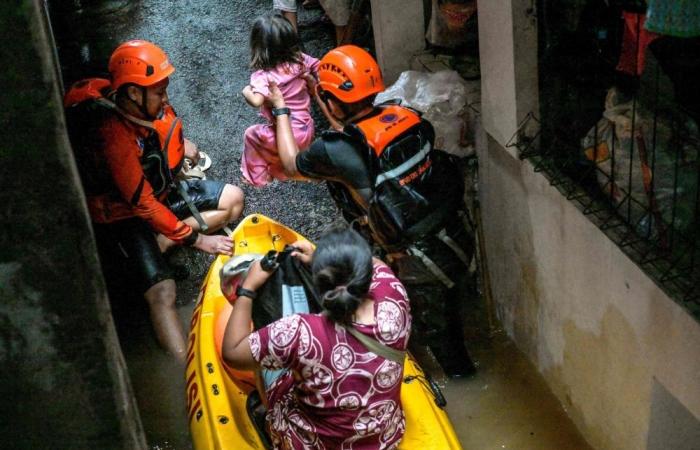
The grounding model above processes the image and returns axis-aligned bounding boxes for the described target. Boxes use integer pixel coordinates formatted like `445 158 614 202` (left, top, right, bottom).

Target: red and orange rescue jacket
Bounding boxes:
64 78 193 244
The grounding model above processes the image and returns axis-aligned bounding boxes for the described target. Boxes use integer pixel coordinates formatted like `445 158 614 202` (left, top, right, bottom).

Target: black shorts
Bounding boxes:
167 179 226 220
94 179 226 293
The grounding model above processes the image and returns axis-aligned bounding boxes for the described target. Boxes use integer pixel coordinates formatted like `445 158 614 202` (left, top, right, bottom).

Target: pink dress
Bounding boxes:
241 53 320 186
249 261 412 449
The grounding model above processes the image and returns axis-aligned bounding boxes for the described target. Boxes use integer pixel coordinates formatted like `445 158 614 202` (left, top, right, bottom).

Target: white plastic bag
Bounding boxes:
376 70 474 157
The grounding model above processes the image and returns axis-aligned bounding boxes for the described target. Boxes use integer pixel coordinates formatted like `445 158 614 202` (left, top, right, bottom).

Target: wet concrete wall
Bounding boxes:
0 1 145 448
476 1 700 449
371 0 425 84
478 133 700 450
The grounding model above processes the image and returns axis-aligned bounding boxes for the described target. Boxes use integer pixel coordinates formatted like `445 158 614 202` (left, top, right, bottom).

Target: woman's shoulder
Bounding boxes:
370 260 408 303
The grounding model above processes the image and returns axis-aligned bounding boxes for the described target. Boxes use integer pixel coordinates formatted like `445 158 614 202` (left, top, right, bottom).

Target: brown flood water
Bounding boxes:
436 335 592 450
121 304 592 450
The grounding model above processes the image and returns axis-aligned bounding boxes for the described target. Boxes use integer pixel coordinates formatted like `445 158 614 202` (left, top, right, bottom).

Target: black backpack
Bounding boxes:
251 249 323 330
346 104 465 252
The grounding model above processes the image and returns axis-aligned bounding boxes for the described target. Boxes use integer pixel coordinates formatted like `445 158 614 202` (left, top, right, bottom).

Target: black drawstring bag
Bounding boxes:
251 248 323 330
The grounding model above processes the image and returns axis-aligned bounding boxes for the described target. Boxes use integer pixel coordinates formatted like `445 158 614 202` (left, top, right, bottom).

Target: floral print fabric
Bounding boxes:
249 261 411 449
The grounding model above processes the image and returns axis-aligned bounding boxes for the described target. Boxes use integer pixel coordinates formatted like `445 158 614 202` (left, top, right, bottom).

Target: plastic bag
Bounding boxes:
376 70 474 157
581 87 699 240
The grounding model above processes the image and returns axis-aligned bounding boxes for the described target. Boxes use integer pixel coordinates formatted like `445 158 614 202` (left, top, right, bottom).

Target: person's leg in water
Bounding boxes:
319 0 351 45
95 219 189 362
405 280 476 377
393 253 476 378
151 180 242 359
158 180 244 252
274 0 299 32
144 278 186 362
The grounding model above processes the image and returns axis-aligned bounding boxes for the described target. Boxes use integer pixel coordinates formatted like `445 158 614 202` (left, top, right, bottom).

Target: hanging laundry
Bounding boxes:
645 0 700 38
616 12 659 76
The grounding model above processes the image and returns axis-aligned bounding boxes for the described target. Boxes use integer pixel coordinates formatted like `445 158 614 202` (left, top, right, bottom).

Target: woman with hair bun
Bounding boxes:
223 228 412 449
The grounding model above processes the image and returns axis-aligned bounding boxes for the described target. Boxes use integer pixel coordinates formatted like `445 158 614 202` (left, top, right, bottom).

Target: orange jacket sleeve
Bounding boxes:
100 120 194 243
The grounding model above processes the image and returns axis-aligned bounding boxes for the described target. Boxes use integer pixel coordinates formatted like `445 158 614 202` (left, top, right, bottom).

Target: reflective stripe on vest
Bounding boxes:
436 228 469 266
375 140 431 187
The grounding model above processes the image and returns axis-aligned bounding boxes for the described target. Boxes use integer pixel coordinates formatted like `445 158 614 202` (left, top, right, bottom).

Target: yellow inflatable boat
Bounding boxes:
186 214 463 449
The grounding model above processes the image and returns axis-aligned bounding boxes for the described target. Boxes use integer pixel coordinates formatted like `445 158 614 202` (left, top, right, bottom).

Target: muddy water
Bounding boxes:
119 305 593 449
440 334 592 450
116 303 195 450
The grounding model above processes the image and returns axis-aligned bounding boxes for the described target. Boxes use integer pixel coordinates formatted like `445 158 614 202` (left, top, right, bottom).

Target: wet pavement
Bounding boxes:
99 1 592 449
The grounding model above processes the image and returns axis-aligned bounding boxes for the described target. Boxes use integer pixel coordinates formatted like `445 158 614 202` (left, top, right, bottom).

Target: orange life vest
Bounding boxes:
64 78 185 178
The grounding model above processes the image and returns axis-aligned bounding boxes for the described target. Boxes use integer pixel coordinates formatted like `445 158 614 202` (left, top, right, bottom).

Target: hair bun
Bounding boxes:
322 286 360 324
311 228 373 324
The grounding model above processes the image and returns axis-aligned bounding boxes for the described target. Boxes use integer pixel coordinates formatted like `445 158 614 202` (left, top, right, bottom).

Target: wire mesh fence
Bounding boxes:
516 0 700 316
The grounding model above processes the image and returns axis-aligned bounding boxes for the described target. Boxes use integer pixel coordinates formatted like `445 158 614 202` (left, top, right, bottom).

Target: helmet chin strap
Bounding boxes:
140 86 150 119
125 86 155 120
326 95 373 124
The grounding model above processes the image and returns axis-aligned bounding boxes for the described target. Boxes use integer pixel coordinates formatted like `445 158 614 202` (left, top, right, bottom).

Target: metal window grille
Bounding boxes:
513 0 700 315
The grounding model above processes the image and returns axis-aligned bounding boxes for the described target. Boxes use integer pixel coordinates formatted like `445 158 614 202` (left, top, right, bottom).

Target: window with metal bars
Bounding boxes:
513 0 700 314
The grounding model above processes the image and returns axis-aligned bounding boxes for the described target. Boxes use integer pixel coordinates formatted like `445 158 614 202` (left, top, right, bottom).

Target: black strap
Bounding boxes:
160 117 209 233
236 285 258 300
177 180 209 232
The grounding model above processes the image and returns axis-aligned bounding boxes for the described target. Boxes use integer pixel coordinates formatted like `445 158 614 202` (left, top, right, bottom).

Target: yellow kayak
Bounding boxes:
186 214 463 450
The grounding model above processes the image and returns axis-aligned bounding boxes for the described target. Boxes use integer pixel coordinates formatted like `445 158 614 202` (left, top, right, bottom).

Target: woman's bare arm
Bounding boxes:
266 80 307 179
222 260 271 370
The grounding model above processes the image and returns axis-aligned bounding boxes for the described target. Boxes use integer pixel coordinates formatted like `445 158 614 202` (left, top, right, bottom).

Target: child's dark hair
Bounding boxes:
311 228 373 325
249 12 302 71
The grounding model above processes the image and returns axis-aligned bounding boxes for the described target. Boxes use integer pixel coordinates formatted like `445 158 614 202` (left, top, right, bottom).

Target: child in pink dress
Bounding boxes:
241 13 320 186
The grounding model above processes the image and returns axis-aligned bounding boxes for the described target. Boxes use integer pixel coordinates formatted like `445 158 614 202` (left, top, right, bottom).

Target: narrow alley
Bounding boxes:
2 1 699 449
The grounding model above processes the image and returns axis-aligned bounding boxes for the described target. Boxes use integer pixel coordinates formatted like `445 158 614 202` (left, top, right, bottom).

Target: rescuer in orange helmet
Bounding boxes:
260 45 477 377
64 40 244 362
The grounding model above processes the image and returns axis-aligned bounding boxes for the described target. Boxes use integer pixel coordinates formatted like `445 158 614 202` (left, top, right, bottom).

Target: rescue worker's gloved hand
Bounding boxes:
194 234 233 256
302 73 318 95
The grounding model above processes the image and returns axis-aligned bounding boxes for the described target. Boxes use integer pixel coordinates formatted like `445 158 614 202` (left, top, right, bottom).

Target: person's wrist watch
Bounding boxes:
271 107 291 117
235 285 257 300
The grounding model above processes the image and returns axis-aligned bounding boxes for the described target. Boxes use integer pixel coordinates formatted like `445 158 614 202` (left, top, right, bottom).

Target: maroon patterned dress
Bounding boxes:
249 261 412 449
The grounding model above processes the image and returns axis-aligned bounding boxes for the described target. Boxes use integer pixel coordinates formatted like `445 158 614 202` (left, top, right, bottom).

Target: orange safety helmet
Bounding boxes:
108 40 175 90
318 45 385 104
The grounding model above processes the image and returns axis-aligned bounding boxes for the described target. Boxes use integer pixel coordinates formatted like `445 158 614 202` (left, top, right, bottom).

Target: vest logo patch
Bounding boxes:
380 113 398 124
